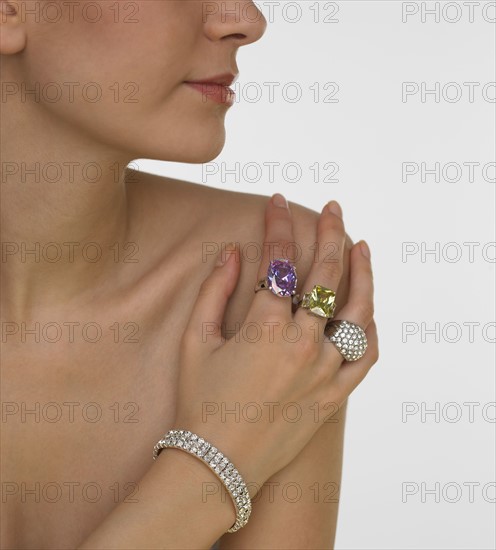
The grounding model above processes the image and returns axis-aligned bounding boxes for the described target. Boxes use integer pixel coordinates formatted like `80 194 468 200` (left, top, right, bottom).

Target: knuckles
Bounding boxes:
345 232 354 251
320 257 344 282
354 301 375 326
198 276 217 297
312 360 334 388
368 341 380 365
256 310 290 328
198 274 231 303
320 212 345 236
268 205 292 223
248 317 321 366
295 332 321 365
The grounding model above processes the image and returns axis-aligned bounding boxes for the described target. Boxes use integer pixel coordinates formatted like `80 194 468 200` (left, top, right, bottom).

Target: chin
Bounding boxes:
184 125 227 164
136 131 226 164
188 143 226 164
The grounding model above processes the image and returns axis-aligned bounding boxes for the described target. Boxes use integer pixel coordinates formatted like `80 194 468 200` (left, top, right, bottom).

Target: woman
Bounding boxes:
0 1 379 548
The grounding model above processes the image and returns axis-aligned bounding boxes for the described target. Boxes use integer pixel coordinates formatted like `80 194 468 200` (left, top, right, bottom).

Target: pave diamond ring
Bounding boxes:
153 429 251 533
325 319 368 361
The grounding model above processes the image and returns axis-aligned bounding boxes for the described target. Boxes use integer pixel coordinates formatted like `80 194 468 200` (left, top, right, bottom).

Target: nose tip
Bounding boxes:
243 2 268 44
204 1 267 46
251 7 268 44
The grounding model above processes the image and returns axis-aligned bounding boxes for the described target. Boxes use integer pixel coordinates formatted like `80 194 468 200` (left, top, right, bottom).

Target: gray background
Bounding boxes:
136 2 496 548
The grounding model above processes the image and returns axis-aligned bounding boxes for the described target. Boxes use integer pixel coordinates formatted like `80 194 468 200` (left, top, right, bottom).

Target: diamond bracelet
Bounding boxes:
153 429 252 533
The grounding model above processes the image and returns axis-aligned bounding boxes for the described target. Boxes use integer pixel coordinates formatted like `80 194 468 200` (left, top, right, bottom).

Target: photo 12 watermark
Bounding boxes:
1 1 140 24
1 480 140 504
2 401 141 424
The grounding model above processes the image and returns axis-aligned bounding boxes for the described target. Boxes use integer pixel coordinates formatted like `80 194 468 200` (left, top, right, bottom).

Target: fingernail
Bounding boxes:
360 240 371 259
216 250 227 267
272 193 288 209
216 242 237 266
327 201 342 218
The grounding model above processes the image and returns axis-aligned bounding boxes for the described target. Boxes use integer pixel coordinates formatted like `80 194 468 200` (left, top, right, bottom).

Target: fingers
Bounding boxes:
251 194 297 318
182 244 240 353
332 240 374 328
294 201 346 332
321 240 375 366
332 318 379 396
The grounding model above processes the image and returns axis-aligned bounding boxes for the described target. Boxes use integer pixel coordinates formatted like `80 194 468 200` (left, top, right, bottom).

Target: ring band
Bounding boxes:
325 319 367 361
254 258 297 298
292 284 336 319
254 279 269 291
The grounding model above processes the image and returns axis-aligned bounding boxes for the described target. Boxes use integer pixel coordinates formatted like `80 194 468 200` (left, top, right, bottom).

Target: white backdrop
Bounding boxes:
135 2 496 549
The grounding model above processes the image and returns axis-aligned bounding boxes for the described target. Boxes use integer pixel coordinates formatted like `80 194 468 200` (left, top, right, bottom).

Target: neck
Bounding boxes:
1 99 135 317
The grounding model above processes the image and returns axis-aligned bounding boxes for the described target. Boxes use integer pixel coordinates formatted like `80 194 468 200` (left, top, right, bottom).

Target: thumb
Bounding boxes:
182 243 241 352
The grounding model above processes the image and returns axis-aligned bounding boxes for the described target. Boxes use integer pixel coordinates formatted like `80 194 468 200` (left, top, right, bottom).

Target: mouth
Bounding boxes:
184 73 238 106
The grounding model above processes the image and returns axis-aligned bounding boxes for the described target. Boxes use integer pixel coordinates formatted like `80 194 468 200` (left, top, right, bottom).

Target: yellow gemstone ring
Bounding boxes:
292 284 336 319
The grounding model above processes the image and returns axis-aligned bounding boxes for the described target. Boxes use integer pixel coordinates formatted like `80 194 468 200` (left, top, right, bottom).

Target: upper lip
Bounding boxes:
185 73 238 87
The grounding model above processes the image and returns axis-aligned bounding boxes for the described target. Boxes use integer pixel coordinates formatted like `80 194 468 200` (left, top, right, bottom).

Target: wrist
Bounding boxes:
154 429 253 532
154 445 236 532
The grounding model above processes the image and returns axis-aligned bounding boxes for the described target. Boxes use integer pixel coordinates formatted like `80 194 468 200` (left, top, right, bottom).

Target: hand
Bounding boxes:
173 195 378 494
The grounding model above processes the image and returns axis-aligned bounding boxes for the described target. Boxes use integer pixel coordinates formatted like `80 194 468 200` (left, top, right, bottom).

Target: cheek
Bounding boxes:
26 17 186 90
22 2 200 124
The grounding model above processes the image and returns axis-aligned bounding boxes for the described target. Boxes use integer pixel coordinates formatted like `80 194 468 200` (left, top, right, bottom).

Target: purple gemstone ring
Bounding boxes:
254 258 298 298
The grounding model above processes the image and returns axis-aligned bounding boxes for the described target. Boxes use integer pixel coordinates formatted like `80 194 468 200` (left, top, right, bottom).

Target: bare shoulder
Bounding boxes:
127 168 328 248
129 168 340 263
128 169 352 319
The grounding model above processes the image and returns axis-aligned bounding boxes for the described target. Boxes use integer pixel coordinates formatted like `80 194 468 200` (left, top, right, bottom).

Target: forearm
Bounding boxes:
219 400 347 550
78 448 234 550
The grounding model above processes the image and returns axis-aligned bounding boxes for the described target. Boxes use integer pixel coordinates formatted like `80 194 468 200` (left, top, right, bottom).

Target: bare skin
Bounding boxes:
1 1 378 547
1 171 354 549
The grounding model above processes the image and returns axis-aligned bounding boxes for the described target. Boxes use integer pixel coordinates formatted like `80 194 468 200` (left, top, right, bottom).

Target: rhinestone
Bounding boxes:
302 285 336 318
197 445 209 457
205 448 216 461
267 259 298 297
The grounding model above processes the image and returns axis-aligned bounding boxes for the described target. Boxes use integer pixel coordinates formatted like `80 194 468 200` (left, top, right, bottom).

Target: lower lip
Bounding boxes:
185 82 235 106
